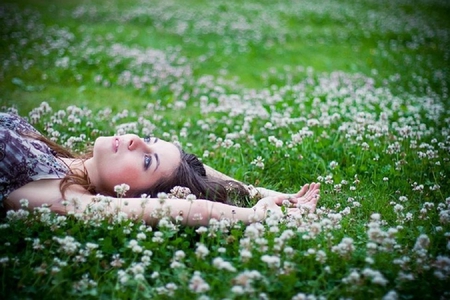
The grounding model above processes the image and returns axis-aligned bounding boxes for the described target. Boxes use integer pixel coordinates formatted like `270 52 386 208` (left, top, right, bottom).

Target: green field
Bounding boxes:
1 0 449 298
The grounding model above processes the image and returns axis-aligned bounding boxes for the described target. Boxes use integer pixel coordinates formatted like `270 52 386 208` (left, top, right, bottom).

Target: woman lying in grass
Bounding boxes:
0 112 320 226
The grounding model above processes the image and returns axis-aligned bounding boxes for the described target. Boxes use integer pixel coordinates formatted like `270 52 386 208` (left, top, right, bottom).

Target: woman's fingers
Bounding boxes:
294 183 316 198
274 183 321 208
295 184 310 197
289 183 320 204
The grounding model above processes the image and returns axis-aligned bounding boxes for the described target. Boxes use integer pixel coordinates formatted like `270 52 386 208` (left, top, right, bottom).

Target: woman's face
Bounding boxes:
85 134 181 195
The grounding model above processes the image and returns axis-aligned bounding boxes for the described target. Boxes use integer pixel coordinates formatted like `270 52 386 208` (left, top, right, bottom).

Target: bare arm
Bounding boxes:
6 179 320 227
5 179 273 226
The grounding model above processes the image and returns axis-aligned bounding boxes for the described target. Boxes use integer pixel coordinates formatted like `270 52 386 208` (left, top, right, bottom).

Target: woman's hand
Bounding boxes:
252 183 320 219
275 182 320 207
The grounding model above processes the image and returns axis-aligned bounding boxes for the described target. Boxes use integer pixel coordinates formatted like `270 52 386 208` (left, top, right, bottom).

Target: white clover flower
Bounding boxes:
232 270 263 294
169 186 192 199
86 243 99 251
118 270 129 284
342 270 361 284
114 183 130 197
439 210 450 224
365 257 374 264
158 217 176 230
316 250 327 264
195 243 210 259
140 198 149 208
189 271 210 293
393 204 404 213
430 184 440 191
240 249 252 262
329 161 338 169
170 261 185 269
137 233 147 240
231 285 245 295
186 194 197 202
127 239 143 253
196 226 208 234
284 246 294 257
53 257 68 268
174 250 186 260
141 255 151 266
157 192 168 200
32 238 44 250
6 209 30 221
413 234 430 251
292 293 315 300
212 257 236 272
34 264 47 275
53 236 81 255
261 254 280 269
152 231 164 243
279 229 294 242
398 196 408 202
397 271 415 281
363 268 388 286
331 237 355 258
372 274 388 285
264 122 273 129
19 199 29 208
382 290 398 300
0 257 10 266
371 213 381 221
251 156 265 169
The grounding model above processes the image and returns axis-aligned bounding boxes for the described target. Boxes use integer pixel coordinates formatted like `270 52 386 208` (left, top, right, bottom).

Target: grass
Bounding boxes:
1 0 449 299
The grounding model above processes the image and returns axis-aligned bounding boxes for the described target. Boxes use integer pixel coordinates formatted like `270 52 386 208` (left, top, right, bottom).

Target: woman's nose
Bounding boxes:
127 134 142 151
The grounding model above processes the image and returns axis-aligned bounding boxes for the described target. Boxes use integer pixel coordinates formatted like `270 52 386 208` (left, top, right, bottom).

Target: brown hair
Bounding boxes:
28 132 249 203
135 151 250 204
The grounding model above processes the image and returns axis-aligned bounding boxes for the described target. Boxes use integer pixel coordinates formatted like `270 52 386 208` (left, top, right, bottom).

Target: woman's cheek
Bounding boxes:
115 163 141 182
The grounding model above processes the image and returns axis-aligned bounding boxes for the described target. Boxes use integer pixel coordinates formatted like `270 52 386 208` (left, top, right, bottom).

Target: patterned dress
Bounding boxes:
0 113 69 206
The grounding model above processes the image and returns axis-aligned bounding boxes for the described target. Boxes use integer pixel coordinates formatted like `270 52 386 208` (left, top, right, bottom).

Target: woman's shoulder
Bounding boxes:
0 112 38 134
0 112 25 122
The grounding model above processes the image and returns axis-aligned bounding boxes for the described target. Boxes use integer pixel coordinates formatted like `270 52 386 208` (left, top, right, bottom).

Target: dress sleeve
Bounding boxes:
0 113 69 206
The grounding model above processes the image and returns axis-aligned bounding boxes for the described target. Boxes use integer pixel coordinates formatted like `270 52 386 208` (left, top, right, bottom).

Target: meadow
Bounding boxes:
1 0 449 298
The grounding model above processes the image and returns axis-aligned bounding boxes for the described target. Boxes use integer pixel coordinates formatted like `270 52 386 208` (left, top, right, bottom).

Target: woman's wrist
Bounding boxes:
246 185 262 199
230 205 265 224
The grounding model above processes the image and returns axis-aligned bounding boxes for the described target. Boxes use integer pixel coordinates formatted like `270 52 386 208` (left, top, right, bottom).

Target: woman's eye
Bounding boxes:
144 136 151 143
144 155 152 170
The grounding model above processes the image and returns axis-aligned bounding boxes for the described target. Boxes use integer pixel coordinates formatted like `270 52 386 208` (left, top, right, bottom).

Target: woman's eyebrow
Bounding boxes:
154 137 159 143
154 153 160 172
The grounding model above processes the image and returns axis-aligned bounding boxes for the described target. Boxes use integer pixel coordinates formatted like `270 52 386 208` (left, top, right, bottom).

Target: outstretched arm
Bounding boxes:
80 184 319 226
73 184 318 226
6 179 320 227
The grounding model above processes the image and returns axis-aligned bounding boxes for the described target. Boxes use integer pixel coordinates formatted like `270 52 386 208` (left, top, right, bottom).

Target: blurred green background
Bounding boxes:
1 0 448 113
